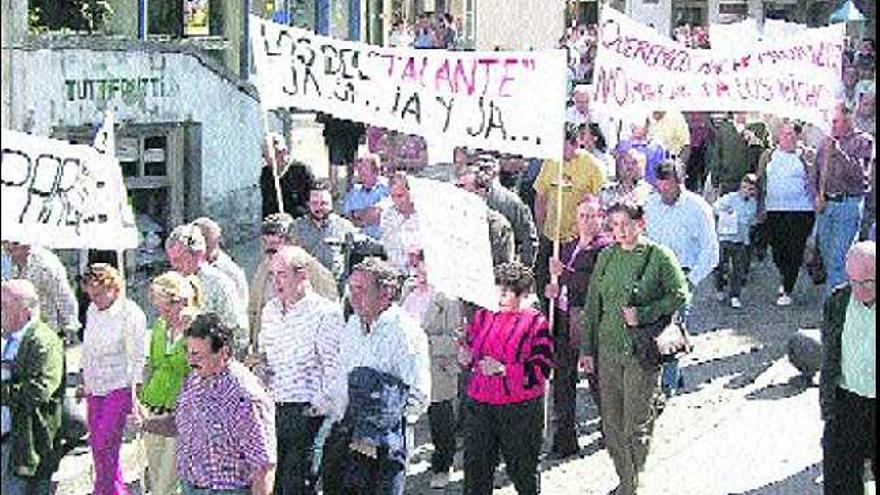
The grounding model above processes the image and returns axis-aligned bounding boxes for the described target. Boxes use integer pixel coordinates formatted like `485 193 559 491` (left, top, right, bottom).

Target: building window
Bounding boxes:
672 0 707 27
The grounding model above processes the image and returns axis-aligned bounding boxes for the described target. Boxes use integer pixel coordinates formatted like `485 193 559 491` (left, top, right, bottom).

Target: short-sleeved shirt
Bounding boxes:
344 181 390 239
176 362 277 490
534 152 605 242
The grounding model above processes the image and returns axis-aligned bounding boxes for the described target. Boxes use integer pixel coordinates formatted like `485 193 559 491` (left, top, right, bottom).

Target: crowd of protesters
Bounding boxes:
1 15 876 495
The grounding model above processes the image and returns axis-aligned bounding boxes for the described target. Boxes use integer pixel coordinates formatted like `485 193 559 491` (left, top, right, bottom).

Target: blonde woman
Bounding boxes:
137 271 201 494
79 263 147 495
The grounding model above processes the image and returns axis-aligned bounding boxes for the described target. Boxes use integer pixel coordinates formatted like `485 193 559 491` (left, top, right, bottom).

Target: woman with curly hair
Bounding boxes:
79 263 147 495
460 262 553 495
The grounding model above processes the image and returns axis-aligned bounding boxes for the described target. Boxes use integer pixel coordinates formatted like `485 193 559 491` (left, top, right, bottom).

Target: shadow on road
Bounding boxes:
727 462 822 495
745 374 815 401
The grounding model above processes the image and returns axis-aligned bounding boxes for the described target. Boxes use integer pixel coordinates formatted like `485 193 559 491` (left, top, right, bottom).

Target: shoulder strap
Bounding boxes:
633 244 656 284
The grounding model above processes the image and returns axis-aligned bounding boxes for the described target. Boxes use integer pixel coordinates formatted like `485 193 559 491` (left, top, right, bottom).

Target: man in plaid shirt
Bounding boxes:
141 313 277 495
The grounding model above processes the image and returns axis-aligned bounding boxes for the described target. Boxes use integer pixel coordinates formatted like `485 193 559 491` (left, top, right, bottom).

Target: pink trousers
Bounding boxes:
87 387 132 495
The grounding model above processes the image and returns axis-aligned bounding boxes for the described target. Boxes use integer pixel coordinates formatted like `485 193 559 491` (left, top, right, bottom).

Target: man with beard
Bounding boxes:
292 181 359 282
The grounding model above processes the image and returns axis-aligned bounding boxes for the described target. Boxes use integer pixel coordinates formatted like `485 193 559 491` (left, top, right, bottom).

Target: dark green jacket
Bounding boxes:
1 320 65 479
819 284 853 421
582 241 690 357
707 120 771 193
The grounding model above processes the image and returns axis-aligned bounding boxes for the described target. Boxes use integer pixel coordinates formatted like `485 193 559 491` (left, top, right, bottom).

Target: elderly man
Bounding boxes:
248 214 339 348
566 84 619 151
815 105 875 301
820 241 875 495
344 154 390 240
615 115 668 187
1 279 65 495
250 246 345 495
645 159 719 397
192 217 249 306
322 258 431 495
293 181 359 282
1 241 79 344
454 164 516 267
261 132 316 219
165 224 248 354
141 313 277 495
380 172 422 275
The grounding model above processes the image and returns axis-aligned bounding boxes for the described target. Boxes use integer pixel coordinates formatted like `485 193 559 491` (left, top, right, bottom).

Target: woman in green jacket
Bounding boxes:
581 202 690 495
137 272 201 495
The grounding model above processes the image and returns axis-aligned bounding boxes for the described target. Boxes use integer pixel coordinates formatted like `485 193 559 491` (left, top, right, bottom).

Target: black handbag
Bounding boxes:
627 245 691 368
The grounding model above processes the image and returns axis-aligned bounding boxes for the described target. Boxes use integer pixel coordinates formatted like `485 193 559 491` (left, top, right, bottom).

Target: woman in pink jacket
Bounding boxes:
459 262 553 495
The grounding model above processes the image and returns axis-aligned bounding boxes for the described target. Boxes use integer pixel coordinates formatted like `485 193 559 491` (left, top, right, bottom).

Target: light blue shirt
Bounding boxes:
645 189 720 286
344 181 390 239
1 250 11 281
840 296 875 398
764 150 813 212
713 191 758 245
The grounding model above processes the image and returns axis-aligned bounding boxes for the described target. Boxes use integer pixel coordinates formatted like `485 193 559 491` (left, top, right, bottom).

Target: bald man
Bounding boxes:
820 241 875 495
1 280 65 494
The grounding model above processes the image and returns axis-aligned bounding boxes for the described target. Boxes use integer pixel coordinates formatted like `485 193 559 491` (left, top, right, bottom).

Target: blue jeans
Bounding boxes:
817 197 863 301
1 442 53 495
662 280 694 396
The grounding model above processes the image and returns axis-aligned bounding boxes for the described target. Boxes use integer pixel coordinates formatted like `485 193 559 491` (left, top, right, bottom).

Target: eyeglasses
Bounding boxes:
851 278 875 289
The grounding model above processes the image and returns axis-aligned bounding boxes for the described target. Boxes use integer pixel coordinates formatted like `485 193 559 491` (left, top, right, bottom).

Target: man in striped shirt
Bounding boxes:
252 246 345 495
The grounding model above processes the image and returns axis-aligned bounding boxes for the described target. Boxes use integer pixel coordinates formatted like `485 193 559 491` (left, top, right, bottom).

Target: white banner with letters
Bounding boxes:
250 16 567 160
408 177 497 311
1 130 139 250
591 8 845 126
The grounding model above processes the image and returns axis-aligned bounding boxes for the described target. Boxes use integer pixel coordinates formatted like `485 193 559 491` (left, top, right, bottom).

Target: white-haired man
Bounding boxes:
820 241 876 495
165 224 248 354
192 217 249 306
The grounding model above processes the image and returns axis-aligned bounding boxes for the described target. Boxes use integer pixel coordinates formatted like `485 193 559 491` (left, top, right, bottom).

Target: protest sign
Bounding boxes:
1 130 139 250
250 16 566 160
591 8 844 126
408 177 498 311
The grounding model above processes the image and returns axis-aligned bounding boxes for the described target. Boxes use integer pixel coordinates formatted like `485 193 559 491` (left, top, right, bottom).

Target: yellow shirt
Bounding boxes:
650 111 691 155
534 151 605 241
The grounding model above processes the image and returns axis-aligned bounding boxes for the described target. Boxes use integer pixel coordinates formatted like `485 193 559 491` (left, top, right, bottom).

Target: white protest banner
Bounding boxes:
408 177 497 311
709 18 760 53
591 8 844 126
1 130 139 250
250 16 567 160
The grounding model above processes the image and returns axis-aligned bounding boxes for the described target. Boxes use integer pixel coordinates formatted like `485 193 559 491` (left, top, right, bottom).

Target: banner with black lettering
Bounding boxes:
591 8 844 126
1 130 139 250
250 16 567 160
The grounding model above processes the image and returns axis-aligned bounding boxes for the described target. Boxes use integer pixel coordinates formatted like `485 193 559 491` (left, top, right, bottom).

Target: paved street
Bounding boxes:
52 253 874 495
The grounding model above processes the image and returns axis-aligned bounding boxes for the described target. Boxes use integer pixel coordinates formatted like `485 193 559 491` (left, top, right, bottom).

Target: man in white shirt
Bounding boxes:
645 159 719 398
250 246 344 495
322 257 431 495
192 217 249 308
380 172 422 275
165 224 248 355
566 85 620 152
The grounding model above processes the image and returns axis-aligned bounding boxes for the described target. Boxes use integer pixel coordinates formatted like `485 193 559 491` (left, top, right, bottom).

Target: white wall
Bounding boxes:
627 0 673 38
9 47 262 200
475 0 566 50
